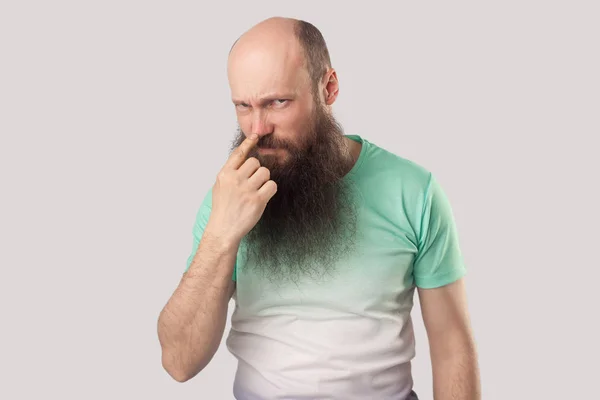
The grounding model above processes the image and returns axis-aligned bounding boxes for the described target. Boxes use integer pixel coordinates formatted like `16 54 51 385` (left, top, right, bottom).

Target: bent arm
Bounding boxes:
418 278 481 400
157 231 238 382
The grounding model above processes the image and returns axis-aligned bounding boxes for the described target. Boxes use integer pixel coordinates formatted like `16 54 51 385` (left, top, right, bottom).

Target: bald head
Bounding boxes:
228 18 305 95
229 17 298 56
226 16 341 167
224 19 355 283
228 17 332 98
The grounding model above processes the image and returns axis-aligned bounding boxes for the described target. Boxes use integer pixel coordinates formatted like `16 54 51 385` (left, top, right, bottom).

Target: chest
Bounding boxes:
233 199 420 319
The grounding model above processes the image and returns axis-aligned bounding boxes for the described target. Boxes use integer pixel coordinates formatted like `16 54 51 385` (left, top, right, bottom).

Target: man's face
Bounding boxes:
226 41 358 284
228 40 317 168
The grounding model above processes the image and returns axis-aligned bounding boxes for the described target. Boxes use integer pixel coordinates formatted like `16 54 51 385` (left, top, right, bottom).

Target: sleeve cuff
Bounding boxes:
414 266 467 289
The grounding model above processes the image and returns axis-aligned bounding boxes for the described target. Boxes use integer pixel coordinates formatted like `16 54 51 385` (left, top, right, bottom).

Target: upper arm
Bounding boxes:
417 278 472 340
412 174 473 346
412 173 466 289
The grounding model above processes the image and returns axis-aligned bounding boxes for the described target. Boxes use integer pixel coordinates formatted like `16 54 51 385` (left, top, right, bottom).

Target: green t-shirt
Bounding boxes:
184 135 466 398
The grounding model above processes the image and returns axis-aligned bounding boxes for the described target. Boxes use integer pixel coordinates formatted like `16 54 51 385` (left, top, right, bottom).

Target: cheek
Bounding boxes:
236 114 252 134
273 109 310 135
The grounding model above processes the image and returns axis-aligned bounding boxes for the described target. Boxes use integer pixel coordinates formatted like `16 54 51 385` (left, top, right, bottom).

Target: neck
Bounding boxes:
340 136 361 176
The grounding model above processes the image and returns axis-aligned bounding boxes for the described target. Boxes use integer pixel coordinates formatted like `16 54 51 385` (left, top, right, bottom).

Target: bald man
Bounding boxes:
158 17 481 400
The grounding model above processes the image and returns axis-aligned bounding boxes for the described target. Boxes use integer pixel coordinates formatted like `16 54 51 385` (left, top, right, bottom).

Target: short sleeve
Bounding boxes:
413 173 466 289
184 188 237 282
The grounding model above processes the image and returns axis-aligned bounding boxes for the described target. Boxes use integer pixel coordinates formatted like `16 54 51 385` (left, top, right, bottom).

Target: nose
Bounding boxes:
250 110 273 137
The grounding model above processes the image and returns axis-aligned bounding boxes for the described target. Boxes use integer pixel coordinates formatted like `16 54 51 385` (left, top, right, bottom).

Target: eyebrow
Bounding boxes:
232 93 295 105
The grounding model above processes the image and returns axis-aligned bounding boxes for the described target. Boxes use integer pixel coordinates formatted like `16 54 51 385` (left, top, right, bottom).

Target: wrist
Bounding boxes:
203 224 241 254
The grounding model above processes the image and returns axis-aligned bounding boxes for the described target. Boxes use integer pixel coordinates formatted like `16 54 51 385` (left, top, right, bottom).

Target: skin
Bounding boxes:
159 16 480 398
228 20 480 399
419 279 482 399
227 17 359 164
157 134 274 382
227 17 362 283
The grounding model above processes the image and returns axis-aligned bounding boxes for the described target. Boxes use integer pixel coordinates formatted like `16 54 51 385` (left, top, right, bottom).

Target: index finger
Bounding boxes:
225 133 259 170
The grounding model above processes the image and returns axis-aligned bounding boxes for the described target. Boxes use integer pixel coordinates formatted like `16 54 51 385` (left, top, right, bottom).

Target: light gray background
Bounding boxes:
1 1 598 399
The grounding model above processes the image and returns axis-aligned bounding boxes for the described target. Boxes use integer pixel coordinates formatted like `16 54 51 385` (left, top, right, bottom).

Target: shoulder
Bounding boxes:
358 136 433 194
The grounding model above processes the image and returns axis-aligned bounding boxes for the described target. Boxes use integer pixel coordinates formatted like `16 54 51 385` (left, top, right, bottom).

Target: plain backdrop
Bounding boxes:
1 1 598 399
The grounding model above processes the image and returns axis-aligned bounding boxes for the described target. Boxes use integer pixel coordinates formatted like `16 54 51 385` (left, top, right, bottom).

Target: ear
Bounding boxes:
323 68 339 106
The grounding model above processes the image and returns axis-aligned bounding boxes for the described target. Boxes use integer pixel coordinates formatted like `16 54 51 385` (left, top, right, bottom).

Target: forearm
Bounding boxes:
430 340 481 400
157 232 238 381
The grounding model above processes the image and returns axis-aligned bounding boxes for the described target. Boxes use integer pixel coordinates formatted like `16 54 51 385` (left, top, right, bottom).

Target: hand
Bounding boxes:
205 134 277 246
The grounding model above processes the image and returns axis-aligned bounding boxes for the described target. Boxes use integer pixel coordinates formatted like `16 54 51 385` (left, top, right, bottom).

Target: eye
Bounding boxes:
272 99 288 107
235 103 249 111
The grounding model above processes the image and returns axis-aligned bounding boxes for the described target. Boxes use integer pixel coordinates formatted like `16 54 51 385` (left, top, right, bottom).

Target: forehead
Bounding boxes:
227 40 310 100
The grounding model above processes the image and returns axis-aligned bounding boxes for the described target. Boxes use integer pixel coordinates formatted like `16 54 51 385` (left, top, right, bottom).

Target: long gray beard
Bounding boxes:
231 109 359 285
242 174 359 286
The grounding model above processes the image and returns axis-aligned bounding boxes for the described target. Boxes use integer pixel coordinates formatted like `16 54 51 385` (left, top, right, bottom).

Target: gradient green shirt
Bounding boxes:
185 135 467 399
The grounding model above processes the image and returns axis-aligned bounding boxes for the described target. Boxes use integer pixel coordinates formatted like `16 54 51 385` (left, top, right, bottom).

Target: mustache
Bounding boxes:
255 134 298 152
